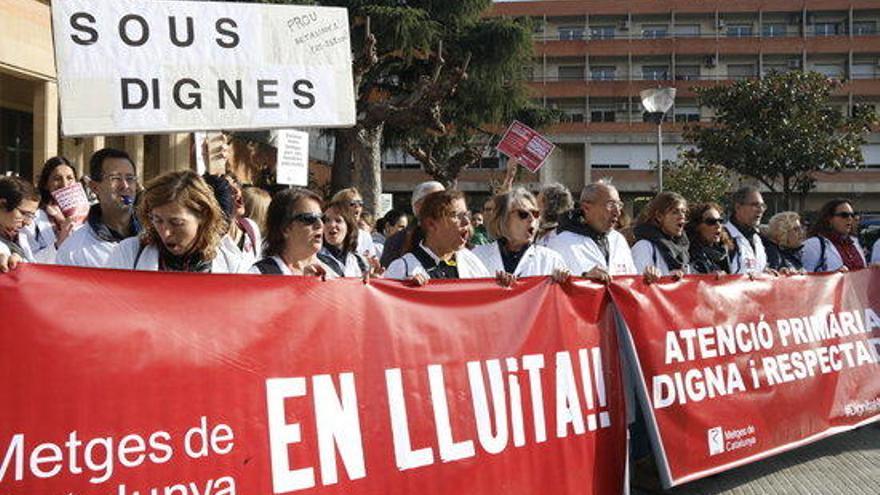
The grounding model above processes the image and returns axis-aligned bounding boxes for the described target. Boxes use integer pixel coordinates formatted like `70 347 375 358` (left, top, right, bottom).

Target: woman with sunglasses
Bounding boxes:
251 188 335 277
472 188 568 283
331 187 378 258
802 199 866 272
385 190 490 284
106 171 245 273
631 192 689 280
684 202 733 275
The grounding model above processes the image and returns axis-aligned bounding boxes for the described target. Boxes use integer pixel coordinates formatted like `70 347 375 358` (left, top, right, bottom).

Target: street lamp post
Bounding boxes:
640 88 677 192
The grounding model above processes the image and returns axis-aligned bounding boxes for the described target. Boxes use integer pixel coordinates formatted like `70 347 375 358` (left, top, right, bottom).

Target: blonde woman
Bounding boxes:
106 171 245 273
763 211 804 272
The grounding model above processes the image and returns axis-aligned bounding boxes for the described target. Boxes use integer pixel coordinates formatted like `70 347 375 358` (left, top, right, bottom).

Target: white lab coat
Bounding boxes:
471 241 566 277
546 229 637 276
21 209 60 263
55 223 128 268
801 235 867 272
385 243 491 280
872 239 880 265
105 236 247 273
630 239 691 275
222 218 262 268
356 229 379 258
319 247 365 278
724 222 767 274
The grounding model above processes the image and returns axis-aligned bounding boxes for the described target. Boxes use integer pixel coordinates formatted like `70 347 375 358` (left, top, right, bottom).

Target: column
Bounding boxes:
31 80 59 182
158 133 193 175
124 135 145 183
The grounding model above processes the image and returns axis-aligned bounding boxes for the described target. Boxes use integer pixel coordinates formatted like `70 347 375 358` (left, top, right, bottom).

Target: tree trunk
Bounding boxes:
330 129 354 195
782 176 793 212
351 123 384 215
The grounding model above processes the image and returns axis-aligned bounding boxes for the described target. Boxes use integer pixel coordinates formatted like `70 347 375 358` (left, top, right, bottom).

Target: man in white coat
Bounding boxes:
56 149 140 268
723 186 768 274
547 180 636 281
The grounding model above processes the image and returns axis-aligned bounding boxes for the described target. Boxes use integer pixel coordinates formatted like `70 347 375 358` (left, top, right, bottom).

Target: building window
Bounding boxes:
852 63 877 80
558 65 585 81
0 108 33 179
675 24 701 37
558 25 585 40
727 24 753 37
762 23 787 37
853 21 877 36
675 65 701 80
474 157 501 169
590 110 616 123
642 24 668 39
813 64 844 79
762 64 789 77
590 26 616 39
642 65 670 81
674 107 701 123
590 66 617 81
813 22 840 36
592 164 629 169
728 64 756 80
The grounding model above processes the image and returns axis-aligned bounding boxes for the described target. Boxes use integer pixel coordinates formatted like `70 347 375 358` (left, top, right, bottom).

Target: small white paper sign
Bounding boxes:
379 193 394 217
276 129 309 186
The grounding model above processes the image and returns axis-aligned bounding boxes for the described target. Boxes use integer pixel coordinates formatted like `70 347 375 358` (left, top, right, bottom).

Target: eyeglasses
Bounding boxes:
349 200 364 208
448 211 471 223
595 200 624 211
106 174 138 185
702 217 724 226
16 207 37 220
514 209 540 220
833 212 856 219
291 212 323 226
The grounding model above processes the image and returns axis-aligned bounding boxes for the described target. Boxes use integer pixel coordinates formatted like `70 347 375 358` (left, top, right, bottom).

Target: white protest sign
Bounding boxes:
52 0 355 136
50 182 90 222
379 193 394 217
275 129 309 186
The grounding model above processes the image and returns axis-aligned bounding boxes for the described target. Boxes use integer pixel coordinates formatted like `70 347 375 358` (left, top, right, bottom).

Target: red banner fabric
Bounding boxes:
0 265 626 495
610 269 880 488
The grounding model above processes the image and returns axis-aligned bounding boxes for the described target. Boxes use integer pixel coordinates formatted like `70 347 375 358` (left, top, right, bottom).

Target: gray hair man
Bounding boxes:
724 185 768 273
546 180 635 282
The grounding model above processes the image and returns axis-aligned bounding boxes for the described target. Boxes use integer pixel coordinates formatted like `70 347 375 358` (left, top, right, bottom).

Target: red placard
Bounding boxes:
0 266 626 495
609 269 880 488
496 121 556 172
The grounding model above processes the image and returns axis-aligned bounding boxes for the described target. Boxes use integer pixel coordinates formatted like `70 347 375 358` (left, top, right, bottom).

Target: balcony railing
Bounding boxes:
529 74 760 82
532 29 878 42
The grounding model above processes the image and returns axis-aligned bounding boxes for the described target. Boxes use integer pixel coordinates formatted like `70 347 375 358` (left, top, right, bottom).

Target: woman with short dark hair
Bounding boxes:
631 191 689 279
802 199 866 272
0 176 40 268
106 171 244 272
251 188 335 277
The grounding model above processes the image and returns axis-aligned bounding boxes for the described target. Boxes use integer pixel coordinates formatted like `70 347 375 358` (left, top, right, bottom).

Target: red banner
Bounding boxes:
610 269 880 488
0 265 626 495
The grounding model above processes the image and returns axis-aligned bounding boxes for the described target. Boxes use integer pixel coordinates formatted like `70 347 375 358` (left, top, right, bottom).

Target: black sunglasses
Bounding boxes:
833 212 856 219
349 200 364 207
514 209 540 220
702 217 725 226
291 212 323 225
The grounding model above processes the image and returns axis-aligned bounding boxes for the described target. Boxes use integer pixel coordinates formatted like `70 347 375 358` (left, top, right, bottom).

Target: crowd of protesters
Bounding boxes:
1 148 879 280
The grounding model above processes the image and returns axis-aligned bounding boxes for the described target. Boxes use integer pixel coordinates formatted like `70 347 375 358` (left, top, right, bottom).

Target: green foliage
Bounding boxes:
684 71 875 207
660 156 732 206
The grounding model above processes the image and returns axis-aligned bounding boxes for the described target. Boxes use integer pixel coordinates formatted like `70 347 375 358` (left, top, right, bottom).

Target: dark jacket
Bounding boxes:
763 237 803 271
689 242 731 274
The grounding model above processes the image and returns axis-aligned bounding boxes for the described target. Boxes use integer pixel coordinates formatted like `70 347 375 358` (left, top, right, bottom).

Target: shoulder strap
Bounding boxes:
133 241 147 270
317 252 345 277
254 257 283 275
354 253 367 274
818 236 827 272
411 246 438 271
